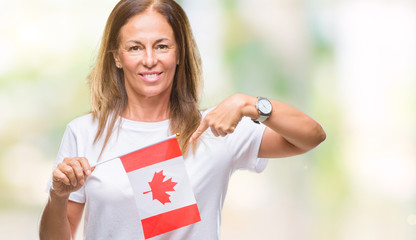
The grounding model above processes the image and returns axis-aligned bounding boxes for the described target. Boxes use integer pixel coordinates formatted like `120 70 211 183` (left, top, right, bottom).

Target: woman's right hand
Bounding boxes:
50 157 94 198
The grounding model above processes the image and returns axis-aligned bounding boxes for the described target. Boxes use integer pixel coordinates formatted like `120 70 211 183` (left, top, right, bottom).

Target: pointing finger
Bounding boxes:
190 118 209 143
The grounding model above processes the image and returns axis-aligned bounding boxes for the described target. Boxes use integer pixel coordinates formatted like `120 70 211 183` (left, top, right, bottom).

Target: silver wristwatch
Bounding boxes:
253 97 272 124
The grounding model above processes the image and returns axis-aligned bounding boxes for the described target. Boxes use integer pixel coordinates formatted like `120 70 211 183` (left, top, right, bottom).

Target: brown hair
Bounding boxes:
88 0 202 157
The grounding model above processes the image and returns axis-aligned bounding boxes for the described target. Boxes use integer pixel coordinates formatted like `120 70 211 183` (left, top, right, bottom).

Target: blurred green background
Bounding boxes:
1 0 415 239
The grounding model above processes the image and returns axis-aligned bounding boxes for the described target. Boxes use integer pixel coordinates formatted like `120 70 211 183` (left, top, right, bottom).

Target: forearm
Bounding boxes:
39 190 73 240
240 94 326 151
265 101 326 150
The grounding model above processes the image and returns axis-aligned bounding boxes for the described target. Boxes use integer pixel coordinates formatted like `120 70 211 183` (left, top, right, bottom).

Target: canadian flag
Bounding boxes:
120 137 201 239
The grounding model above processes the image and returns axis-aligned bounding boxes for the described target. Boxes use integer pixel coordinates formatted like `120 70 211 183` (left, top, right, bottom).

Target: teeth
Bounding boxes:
144 73 158 80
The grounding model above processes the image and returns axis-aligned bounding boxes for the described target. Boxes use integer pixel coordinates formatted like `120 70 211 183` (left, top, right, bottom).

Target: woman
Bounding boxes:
39 0 326 239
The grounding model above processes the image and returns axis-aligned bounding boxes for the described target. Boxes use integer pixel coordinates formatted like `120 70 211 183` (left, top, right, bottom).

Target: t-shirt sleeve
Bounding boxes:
47 124 86 203
228 116 268 173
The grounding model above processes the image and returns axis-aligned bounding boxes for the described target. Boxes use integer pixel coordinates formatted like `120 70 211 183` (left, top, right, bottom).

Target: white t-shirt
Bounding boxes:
52 110 267 240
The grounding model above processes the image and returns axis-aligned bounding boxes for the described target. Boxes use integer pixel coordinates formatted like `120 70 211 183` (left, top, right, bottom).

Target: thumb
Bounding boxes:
84 166 96 177
190 119 209 143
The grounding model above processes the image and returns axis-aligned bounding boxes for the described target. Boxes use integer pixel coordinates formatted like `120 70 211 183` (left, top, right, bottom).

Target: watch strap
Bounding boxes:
253 114 269 124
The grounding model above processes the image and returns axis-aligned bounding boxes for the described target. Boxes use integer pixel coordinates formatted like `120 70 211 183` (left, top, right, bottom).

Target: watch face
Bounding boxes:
258 99 272 114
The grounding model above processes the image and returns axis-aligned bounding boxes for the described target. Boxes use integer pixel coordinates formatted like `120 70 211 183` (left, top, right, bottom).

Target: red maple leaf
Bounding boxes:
143 170 177 205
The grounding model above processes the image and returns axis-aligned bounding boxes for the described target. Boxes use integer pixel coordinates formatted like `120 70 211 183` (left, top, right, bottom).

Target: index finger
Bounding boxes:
189 118 209 143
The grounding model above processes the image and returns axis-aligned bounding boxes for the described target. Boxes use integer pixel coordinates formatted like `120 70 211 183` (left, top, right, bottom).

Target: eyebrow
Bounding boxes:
126 38 171 45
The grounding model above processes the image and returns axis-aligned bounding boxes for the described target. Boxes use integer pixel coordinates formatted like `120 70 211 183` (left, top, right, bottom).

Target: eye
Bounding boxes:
156 44 169 51
129 46 140 51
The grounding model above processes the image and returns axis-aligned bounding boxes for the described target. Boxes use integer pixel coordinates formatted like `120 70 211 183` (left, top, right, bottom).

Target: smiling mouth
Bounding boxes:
139 72 162 82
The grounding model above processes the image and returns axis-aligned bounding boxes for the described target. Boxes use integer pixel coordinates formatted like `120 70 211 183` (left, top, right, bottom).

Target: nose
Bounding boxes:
142 48 157 68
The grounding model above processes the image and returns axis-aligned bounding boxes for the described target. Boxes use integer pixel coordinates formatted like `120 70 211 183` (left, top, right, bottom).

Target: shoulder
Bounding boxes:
66 113 98 134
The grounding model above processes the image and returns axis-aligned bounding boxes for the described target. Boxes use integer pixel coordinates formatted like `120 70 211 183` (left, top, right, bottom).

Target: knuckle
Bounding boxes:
207 122 216 129
52 171 60 179
73 166 82 174
76 170 85 179
69 160 81 167
80 158 90 166
204 116 214 124
57 163 64 169
217 124 227 132
62 165 73 174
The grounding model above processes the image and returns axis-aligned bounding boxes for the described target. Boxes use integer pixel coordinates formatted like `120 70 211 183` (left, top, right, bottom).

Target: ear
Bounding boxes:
113 50 122 68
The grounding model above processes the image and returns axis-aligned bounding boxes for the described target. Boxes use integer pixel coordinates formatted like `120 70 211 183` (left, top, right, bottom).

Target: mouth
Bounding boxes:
139 72 162 82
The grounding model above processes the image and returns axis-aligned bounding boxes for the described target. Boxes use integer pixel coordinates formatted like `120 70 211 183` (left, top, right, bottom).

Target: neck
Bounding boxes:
122 95 170 122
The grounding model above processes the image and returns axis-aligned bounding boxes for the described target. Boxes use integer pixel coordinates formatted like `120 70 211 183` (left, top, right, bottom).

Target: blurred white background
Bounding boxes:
0 0 415 239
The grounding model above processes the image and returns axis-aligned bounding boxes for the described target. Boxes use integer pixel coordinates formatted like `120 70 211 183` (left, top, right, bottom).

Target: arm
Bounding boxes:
255 99 326 158
39 157 93 240
190 94 326 158
39 194 84 240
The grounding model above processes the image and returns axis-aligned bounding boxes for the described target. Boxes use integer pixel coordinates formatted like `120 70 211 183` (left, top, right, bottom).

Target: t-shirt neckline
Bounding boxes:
120 117 170 130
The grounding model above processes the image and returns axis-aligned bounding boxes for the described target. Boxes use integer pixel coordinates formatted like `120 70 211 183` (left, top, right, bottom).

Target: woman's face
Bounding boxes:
115 9 178 100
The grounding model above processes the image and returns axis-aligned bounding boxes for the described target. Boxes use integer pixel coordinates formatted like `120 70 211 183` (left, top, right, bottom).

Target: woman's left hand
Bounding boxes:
190 94 258 142
190 93 326 158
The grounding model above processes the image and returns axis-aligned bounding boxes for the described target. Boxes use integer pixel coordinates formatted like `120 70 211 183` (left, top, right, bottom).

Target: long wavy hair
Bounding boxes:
88 0 202 156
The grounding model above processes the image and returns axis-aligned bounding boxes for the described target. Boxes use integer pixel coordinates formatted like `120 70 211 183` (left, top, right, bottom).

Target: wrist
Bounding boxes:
253 97 273 123
237 94 259 119
49 188 70 202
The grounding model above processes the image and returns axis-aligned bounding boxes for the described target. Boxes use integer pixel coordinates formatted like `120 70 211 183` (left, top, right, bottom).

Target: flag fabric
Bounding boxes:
120 137 201 239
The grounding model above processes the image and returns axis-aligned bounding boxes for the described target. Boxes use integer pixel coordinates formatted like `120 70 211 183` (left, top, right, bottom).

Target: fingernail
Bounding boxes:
86 169 91 175
80 179 84 185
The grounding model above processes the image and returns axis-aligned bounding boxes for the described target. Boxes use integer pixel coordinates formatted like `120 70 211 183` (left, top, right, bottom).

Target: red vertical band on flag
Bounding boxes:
141 203 201 239
120 138 182 173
